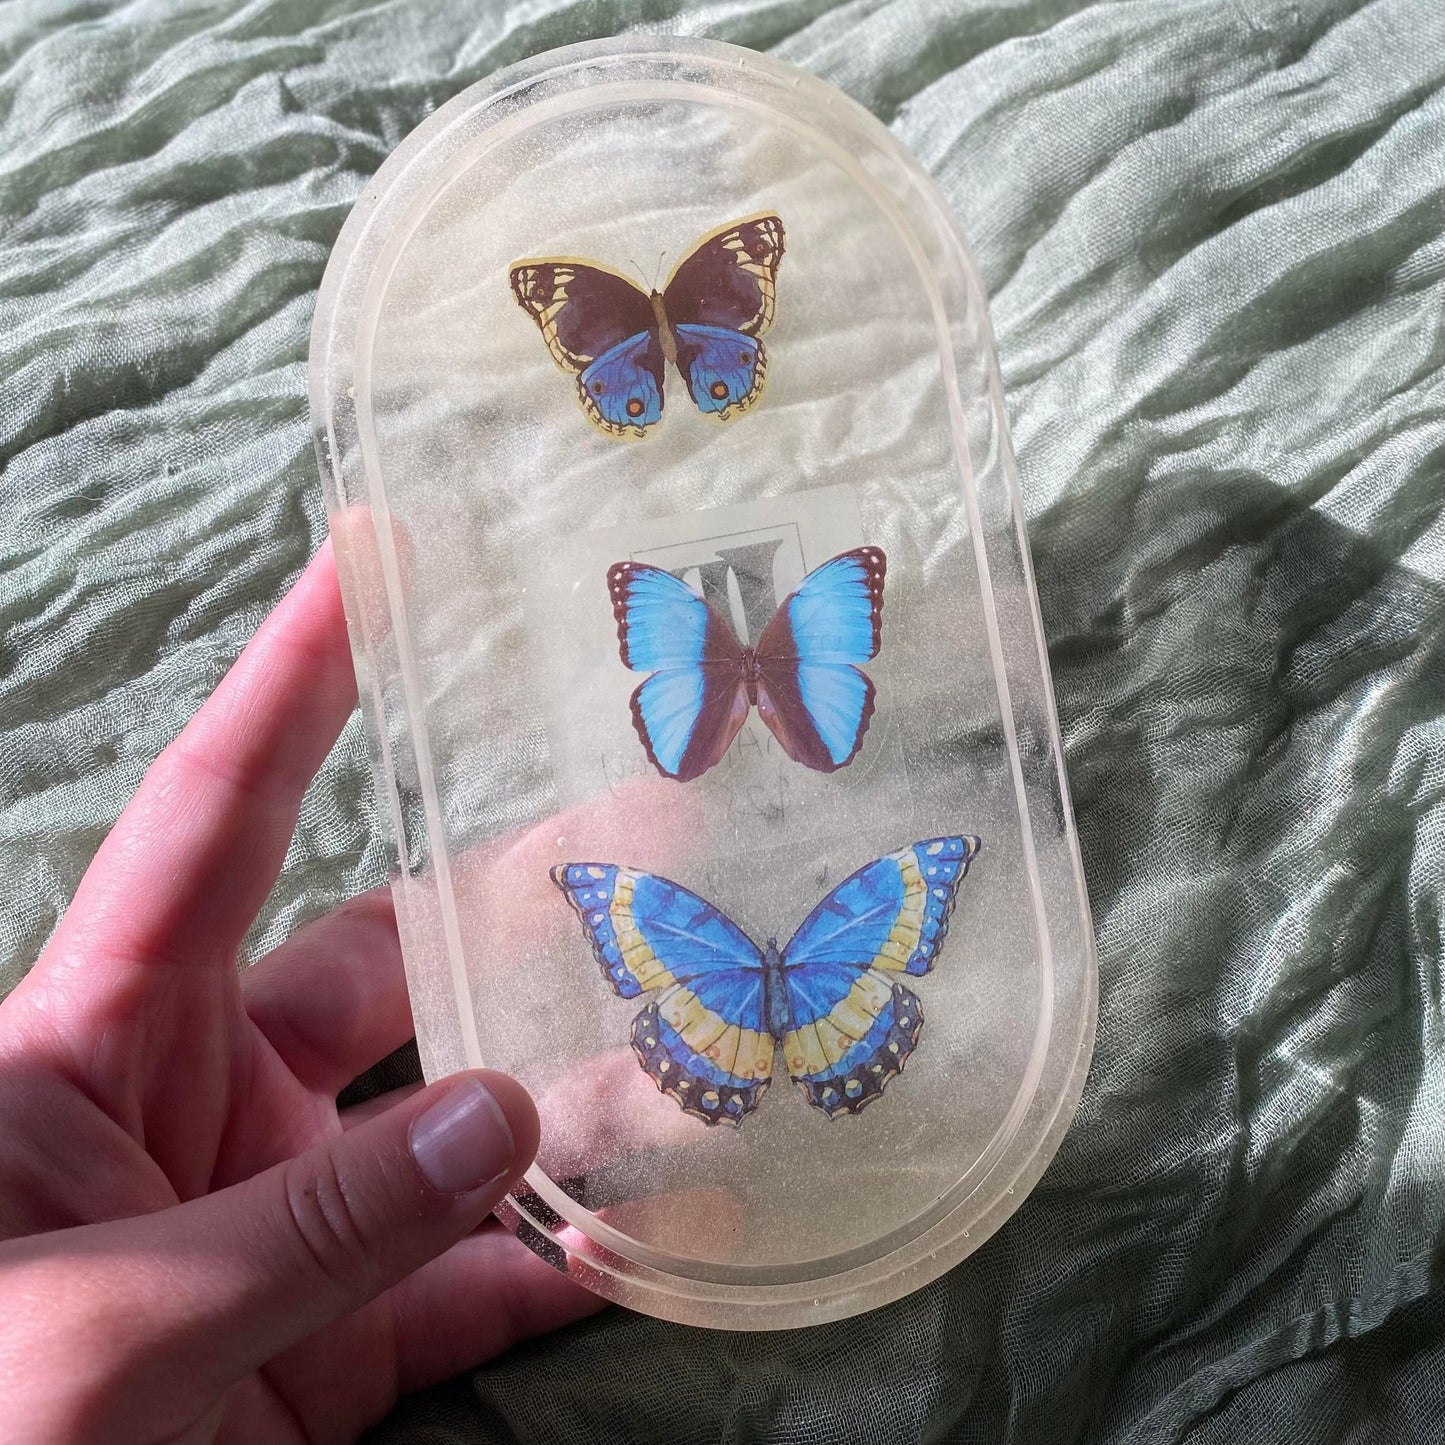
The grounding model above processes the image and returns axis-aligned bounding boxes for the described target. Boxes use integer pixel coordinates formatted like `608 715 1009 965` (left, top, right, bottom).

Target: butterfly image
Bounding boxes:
608 545 887 782
509 214 784 438
552 836 980 1126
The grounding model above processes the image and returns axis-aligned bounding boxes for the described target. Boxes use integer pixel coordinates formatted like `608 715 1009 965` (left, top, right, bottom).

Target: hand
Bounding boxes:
0 543 602 1444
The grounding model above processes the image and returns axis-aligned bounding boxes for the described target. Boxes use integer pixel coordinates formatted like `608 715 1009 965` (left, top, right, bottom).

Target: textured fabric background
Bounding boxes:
3 1 1444 1441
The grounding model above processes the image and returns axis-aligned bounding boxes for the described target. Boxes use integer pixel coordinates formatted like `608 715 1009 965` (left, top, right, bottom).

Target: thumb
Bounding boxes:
75 1072 539 1397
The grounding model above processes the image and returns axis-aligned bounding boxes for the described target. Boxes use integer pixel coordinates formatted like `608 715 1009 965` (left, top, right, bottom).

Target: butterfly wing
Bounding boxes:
608 561 750 782
576 331 665 435
752 546 887 773
671 325 764 419
776 836 980 1117
551 864 774 1125
509 259 664 438
661 214 784 421
662 214 785 336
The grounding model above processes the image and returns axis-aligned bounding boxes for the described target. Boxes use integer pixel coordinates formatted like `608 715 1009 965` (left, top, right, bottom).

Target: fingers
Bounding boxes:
533 1045 705 1181
0 1071 542 1438
0 1071 538 1420
231 1071 537 1360
44 542 356 978
387 1225 606 1393
240 769 700 1107
446 770 703 981
243 890 413 1096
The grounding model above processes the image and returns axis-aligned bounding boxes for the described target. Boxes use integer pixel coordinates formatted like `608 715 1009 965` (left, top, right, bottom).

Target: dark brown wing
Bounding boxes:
509 258 656 373
660 214 785 336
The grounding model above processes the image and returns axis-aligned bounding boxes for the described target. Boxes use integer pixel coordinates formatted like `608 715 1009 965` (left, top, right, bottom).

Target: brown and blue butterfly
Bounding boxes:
509 214 785 439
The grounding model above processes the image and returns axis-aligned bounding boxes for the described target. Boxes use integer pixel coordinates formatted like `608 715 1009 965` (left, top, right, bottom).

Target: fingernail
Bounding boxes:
409 1078 516 1193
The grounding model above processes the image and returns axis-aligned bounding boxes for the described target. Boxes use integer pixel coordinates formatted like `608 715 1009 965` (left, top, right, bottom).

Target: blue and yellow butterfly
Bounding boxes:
551 836 980 1126
510 214 784 438
609 546 886 782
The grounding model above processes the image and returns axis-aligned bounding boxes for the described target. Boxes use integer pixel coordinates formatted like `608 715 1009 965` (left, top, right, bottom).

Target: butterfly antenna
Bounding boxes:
626 256 650 288
653 248 667 292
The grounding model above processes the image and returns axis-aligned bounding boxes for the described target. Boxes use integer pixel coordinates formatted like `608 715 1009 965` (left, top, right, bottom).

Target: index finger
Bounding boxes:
45 540 357 976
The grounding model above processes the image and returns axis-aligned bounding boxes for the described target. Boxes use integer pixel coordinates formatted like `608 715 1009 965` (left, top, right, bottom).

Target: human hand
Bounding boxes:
0 543 602 1444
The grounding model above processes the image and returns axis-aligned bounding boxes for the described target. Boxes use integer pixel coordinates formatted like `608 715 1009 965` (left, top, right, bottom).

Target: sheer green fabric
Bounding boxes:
2 1 1442 1440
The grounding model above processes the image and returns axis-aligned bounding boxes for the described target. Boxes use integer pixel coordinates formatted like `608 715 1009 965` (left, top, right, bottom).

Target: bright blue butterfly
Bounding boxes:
608 546 886 782
551 836 981 1126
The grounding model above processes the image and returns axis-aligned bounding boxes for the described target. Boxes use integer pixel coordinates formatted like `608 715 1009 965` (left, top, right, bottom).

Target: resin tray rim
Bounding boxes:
309 33 1098 1329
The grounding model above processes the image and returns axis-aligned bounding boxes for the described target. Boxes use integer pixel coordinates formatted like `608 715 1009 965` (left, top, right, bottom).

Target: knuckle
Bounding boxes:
280 1154 376 1296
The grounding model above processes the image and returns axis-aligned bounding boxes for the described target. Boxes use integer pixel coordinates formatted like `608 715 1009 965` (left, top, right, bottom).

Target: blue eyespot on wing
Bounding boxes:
672 324 766 420
752 547 887 772
577 331 665 438
662 214 783 423
777 836 980 1117
550 864 773 1125
607 561 749 782
509 259 663 439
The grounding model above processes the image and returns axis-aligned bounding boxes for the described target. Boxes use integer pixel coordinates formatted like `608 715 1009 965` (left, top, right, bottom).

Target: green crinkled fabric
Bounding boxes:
3 1 1443 1441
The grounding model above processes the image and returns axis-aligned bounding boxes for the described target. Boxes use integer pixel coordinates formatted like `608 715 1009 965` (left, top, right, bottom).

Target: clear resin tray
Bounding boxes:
310 35 1097 1330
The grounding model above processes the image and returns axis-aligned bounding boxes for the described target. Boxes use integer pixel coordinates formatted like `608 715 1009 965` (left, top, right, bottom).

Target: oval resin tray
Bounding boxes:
310 35 1097 1330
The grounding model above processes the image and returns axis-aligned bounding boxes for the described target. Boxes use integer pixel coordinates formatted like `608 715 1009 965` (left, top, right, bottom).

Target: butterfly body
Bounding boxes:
759 937 793 1040
511 214 785 438
609 546 887 782
551 836 981 1126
